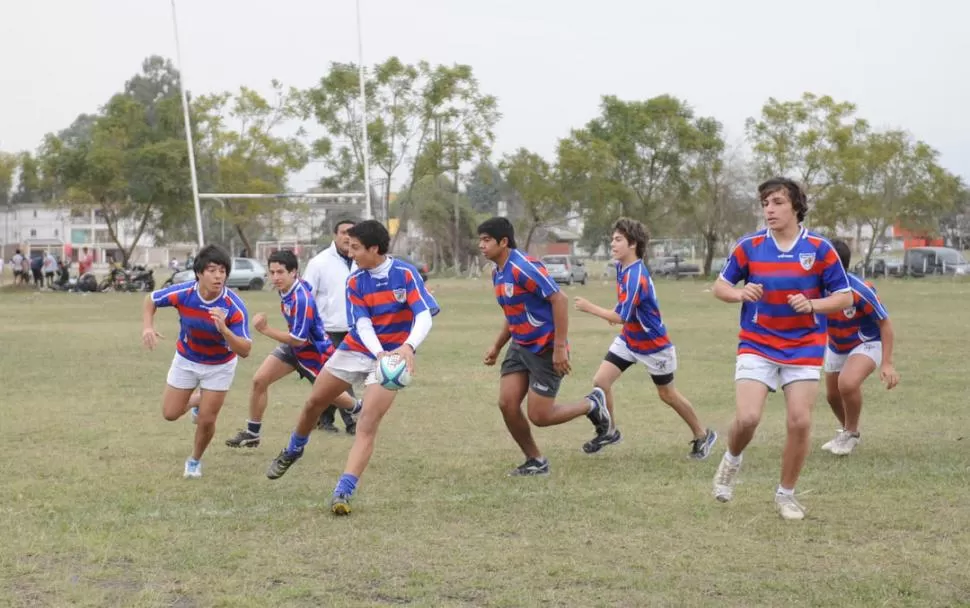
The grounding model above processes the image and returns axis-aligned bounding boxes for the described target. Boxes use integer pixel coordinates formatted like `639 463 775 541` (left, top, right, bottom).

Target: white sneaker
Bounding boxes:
183 459 202 479
712 453 741 502
820 429 843 452
775 493 806 520
830 431 861 456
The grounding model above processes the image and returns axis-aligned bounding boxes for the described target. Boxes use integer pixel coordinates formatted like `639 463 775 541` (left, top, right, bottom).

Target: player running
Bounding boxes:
142 244 252 479
820 239 900 456
224 249 359 449
266 220 439 516
574 217 717 457
478 217 613 477
711 177 852 520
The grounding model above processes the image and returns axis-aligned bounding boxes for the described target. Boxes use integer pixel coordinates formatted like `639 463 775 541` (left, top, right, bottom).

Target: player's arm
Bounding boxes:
490 320 512 352
549 290 569 353
142 283 184 349
347 276 384 357
256 321 307 348
221 298 253 358
713 243 762 303
804 245 853 314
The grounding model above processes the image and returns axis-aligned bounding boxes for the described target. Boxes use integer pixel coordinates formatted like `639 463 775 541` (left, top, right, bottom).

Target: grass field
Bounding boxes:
1 275 968 607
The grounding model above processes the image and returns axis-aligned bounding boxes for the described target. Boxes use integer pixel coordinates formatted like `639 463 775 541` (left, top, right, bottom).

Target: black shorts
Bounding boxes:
501 342 563 398
270 344 317 382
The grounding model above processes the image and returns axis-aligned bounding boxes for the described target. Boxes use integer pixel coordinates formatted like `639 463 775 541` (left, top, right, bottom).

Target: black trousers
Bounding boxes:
321 331 355 427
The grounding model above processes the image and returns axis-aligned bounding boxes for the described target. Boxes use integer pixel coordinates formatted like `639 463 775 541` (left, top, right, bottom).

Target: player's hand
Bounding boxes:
739 283 764 303
552 343 571 376
142 328 163 350
880 362 900 390
387 345 416 373
787 293 813 314
208 306 228 331
483 345 500 366
253 313 268 333
574 297 592 314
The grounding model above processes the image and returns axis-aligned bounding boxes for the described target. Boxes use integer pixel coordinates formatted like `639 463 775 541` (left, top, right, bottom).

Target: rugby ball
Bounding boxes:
377 354 411 391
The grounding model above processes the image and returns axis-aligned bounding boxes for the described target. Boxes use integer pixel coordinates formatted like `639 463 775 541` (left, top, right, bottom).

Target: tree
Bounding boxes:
557 95 703 251
500 149 571 251
393 174 478 272
465 160 507 214
193 81 309 254
0 152 16 206
831 130 962 267
12 152 42 203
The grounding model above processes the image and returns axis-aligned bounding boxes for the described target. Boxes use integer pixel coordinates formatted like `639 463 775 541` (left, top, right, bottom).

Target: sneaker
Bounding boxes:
689 428 718 460
317 421 339 433
821 428 844 452
509 457 550 477
190 407 199 425
583 429 622 454
225 430 260 448
775 493 806 520
183 459 202 479
345 423 356 436
266 449 302 480
585 388 612 436
330 492 352 516
830 431 861 456
712 453 741 502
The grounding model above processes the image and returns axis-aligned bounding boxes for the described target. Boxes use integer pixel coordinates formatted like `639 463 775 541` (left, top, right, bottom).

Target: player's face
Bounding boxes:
268 262 295 292
348 237 380 269
761 188 796 230
196 263 227 292
335 223 353 256
478 234 504 261
610 231 634 260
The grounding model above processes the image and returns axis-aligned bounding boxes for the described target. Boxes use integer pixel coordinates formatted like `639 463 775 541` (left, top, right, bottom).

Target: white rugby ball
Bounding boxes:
376 354 411 391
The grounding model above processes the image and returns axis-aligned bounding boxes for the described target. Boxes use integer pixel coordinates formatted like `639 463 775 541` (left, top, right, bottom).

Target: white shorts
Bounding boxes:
824 341 882 373
324 349 379 386
734 353 820 392
607 336 678 377
166 353 238 392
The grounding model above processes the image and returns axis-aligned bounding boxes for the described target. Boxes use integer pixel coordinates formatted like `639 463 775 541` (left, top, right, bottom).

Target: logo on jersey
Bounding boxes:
799 253 816 270
843 306 856 319
503 282 515 298
392 288 407 304
282 303 292 317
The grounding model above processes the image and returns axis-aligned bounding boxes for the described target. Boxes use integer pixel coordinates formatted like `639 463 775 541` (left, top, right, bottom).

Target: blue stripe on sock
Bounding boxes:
335 473 358 496
286 432 309 456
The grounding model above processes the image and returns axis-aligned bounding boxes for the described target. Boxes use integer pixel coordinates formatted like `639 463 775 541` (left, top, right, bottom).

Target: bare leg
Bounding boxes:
779 380 819 490
656 382 706 438
498 372 539 460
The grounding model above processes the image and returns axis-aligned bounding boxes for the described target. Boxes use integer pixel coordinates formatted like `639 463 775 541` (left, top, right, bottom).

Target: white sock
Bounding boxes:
776 486 794 496
724 451 742 465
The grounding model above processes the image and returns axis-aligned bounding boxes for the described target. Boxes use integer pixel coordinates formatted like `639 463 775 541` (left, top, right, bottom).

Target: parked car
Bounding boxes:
540 255 588 285
168 257 268 290
902 247 970 277
852 256 904 278
651 255 702 277
393 256 430 282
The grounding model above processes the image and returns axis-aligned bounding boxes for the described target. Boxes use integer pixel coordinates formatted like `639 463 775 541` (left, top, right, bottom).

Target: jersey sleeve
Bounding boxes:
150 281 192 308
613 265 642 322
819 242 851 293
345 274 370 323
226 293 252 341
719 240 748 285
856 283 889 321
289 290 311 342
405 270 441 317
517 260 560 299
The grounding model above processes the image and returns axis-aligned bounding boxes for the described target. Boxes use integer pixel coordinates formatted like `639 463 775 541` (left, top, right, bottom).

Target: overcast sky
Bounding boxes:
2 0 968 191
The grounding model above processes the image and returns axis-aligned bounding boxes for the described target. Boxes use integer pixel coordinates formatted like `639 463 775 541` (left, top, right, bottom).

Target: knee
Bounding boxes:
252 374 271 393
787 411 812 434
497 395 520 415
825 386 841 405
837 376 861 395
162 409 181 422
656 383 677 404
735 409 761 432
527 410 553 427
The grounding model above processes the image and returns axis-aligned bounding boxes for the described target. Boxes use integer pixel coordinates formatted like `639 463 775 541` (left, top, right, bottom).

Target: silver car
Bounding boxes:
167 257 268 290
541 255 588 285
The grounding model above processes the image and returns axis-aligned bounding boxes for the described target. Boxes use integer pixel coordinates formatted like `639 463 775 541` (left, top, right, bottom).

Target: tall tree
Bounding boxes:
0 152 16 206
193 81 309 254
500 148 571 251
465 160 507 214
12 152 42 203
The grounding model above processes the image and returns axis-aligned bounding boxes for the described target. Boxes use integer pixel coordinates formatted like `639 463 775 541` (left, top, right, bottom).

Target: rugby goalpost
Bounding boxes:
169 0 374 247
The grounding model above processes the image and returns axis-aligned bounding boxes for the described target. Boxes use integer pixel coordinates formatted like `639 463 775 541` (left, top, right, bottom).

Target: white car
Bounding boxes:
165 257 268 290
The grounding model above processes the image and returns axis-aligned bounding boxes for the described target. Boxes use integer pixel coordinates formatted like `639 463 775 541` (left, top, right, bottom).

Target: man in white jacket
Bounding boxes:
302 219 358 434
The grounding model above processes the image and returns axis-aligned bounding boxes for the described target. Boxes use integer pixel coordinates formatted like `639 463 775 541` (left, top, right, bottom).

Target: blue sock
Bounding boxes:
191 406 199 416
286 432 309 456
351 400 363 416
334 473 358 496
247 420 262 435
187 457 200 466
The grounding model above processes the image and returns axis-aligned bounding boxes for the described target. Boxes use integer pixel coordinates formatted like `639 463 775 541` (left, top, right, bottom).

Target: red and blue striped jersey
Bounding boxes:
341 258 440 358
151 280 251 365
492 249 561 354
280 279 334 376
826 273 888 354
720 227 850 366
614 260 671 355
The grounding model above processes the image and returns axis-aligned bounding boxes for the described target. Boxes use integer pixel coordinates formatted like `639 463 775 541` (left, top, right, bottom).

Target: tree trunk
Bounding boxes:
122 203 156 266
234 224 252 258
523 223 539 253
702 231 717 276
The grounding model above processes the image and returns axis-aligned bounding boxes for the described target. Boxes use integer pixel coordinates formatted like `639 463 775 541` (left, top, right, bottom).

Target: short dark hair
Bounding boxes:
347 220 390 255
831 239 851 270
758 177 809 222
268 249 299 272
612 217 649 259
193 244 232 278
333 219 356 234
476 217 517 249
